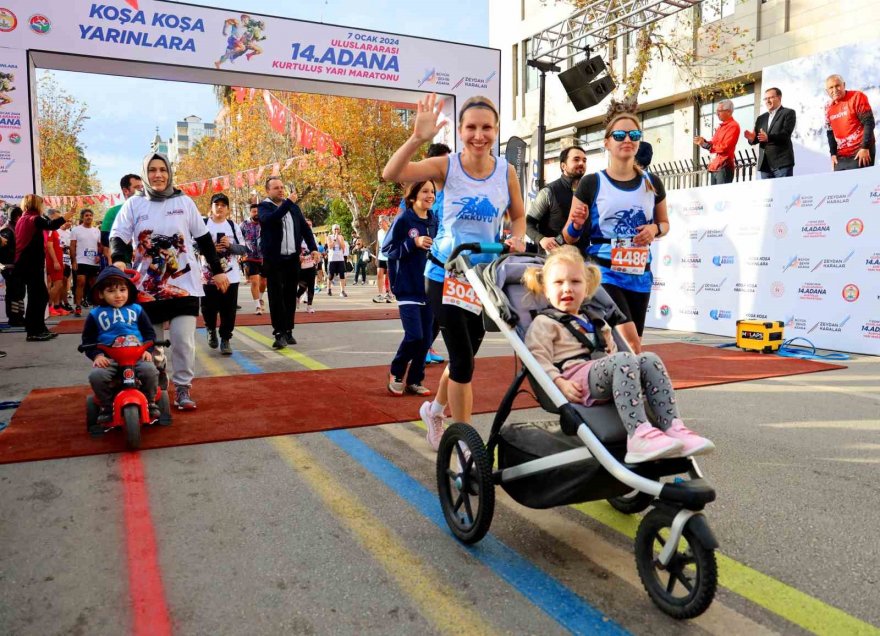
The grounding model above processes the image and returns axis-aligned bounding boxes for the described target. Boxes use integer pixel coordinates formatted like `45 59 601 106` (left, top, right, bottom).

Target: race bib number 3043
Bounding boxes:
442 272 482 315
610 241 649 275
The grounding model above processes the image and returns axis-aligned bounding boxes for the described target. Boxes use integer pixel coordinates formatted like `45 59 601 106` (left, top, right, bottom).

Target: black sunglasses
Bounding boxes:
608 130 643 142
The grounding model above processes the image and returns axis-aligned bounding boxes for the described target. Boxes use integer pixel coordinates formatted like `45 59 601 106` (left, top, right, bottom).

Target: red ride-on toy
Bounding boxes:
79 338 172 449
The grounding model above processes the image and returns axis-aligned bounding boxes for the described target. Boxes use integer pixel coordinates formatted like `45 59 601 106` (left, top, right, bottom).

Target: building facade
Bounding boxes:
490 0 880 190
168 115 217 165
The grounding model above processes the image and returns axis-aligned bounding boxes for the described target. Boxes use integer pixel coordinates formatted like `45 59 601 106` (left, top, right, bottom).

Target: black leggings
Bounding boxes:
297 266 316 305
201 282 239 339
602 283 651 337
426 279 484 383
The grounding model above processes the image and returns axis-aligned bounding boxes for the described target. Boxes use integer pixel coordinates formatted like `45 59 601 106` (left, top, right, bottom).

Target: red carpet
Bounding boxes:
49 307 399 334
1 344 844 464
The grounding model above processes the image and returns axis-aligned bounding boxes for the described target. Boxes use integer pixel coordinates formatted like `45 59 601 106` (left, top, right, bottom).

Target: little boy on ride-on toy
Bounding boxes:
80 266 160 436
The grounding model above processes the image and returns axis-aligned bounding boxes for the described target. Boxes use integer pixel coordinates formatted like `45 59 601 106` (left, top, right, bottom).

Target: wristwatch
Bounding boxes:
555 234 565 245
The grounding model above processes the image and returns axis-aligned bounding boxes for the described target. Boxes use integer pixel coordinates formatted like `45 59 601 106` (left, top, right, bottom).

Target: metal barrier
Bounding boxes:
651 148 758 189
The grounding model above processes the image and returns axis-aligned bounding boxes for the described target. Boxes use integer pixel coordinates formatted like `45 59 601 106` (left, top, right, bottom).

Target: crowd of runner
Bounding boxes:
1 91 675 452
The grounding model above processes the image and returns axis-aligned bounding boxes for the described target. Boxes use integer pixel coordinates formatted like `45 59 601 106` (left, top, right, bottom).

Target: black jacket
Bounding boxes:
748 107 796 172
257 198 317 264
526 174 580 252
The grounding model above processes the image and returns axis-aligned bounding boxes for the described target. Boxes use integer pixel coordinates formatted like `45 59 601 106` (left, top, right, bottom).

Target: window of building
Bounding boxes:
641 105 675 166
701 0 736 24
523 38 538 92
576 123 608 171
512 43 519 116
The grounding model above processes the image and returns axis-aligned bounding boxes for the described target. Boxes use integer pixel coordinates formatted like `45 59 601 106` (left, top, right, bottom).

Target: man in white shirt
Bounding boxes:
70 209 102 316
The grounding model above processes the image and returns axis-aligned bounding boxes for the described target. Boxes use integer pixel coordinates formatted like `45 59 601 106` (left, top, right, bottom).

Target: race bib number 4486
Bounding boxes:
610 241 649 275
442 272 482 315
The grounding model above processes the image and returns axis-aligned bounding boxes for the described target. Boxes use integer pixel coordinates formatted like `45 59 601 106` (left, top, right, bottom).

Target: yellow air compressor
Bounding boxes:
735 320 785 353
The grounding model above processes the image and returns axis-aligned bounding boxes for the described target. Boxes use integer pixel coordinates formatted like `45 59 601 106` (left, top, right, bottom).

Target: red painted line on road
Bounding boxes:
121 452 172 636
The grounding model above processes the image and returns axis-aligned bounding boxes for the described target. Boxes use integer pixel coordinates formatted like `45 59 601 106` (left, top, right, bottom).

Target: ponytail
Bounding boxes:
522 266 544 296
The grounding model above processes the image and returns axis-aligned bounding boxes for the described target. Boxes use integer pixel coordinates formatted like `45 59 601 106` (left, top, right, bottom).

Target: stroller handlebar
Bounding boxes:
445 242 509 269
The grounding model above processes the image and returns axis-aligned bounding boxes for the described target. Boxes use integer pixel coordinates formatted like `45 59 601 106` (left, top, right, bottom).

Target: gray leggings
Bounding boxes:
587 351 679 436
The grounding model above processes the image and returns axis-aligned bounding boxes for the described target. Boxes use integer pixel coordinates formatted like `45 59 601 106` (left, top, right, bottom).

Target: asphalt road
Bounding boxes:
1 281 878 635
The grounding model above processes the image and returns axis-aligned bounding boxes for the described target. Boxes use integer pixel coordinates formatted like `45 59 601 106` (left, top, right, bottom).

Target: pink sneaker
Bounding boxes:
625 422 684 464
420 401 447 451
664 419 715 457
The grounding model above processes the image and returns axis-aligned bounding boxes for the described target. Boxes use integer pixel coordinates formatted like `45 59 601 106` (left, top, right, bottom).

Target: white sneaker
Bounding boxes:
306 305 316 314
420 401 447 451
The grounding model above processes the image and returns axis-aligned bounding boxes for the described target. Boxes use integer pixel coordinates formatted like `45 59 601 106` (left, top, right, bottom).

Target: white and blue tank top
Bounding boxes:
425 153 510 282
587 170 655 293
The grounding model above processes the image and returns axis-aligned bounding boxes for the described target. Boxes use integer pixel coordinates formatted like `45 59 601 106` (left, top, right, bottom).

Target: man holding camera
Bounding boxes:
258 176 319 350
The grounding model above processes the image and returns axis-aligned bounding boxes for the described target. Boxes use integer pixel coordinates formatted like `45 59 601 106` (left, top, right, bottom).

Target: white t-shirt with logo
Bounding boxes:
327 233 347 262
57 228 72 266
203 218 241 285
110 195 209 300
71 225 101 266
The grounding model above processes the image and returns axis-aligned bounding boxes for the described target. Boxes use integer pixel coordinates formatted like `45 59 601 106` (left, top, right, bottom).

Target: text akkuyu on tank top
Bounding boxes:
587 170 655 293
425 153 510 282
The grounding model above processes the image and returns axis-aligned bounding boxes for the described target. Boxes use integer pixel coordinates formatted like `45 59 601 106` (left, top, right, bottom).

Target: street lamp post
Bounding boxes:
527 59 560 191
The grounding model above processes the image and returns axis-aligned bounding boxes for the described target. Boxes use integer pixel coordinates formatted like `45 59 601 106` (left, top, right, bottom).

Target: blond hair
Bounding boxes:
521 246 602 302
605 113 655 194
20 194 43 214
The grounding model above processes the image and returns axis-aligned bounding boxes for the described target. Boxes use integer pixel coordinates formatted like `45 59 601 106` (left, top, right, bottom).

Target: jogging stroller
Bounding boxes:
435 243 718 619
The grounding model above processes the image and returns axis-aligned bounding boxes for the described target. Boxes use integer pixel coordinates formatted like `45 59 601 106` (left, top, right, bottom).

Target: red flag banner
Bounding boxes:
233 86 247 104
234 172 245 189
299 122 317 150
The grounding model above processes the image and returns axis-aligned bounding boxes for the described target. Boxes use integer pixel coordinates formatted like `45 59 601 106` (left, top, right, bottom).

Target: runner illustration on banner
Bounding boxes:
0 72 15 107
215 14 267 68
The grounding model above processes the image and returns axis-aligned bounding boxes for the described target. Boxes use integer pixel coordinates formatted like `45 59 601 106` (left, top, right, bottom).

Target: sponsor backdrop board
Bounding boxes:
646 167 880 355
0 0 500 199
0 46 32 202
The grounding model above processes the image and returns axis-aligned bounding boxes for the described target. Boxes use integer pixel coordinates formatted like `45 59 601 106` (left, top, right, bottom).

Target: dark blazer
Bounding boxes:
257 198 317 264
748 106 796 172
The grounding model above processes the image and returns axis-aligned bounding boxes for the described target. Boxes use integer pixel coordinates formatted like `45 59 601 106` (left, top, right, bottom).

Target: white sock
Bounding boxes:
430 400 445 417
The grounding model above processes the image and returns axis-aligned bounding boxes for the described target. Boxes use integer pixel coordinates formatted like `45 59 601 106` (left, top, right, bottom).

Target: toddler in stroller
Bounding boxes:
433 242 719 619
522 246 714 464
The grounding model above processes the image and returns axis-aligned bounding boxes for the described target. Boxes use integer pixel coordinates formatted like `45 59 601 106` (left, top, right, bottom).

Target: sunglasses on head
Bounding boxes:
608 130 643 142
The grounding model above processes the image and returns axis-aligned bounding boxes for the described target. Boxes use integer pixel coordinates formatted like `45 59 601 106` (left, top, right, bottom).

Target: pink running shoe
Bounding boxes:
664 419 716 457
420 400 447 452
625 422 684 464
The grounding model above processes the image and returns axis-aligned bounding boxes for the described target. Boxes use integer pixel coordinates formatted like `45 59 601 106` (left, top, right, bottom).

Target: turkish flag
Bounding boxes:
299 122 317 150
233 87 247 104
332 141 344 157
124 0 139 8
234 172 245 189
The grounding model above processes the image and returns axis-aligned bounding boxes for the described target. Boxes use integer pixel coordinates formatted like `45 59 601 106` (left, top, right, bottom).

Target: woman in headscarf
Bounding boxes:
14 195 74 341
110 153 229 411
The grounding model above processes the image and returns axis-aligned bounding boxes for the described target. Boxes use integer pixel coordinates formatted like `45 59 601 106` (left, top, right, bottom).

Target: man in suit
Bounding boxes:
744 87 796 179
258 176 319 350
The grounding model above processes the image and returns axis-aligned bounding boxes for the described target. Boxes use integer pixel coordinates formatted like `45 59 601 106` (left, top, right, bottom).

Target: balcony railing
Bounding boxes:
650 147 758 189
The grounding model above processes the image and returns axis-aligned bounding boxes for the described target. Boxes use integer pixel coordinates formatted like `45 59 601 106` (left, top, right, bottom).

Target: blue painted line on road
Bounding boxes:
215 339 628 634
196 327 264 375
324 428 630 636
229 350 264 374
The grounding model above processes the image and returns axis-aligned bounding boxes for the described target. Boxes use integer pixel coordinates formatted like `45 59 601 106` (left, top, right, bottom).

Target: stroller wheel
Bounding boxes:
635 508 717 619
607 490 654 515
436 423 495 544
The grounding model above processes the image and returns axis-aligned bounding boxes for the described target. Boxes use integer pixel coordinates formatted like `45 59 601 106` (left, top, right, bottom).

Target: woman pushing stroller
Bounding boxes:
523 246 714 464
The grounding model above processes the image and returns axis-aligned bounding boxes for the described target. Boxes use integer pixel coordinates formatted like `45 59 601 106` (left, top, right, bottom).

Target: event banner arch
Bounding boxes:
0 0 501 202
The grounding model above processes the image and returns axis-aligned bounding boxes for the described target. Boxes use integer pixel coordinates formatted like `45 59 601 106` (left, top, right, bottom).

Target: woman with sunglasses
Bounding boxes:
563 113 669 353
